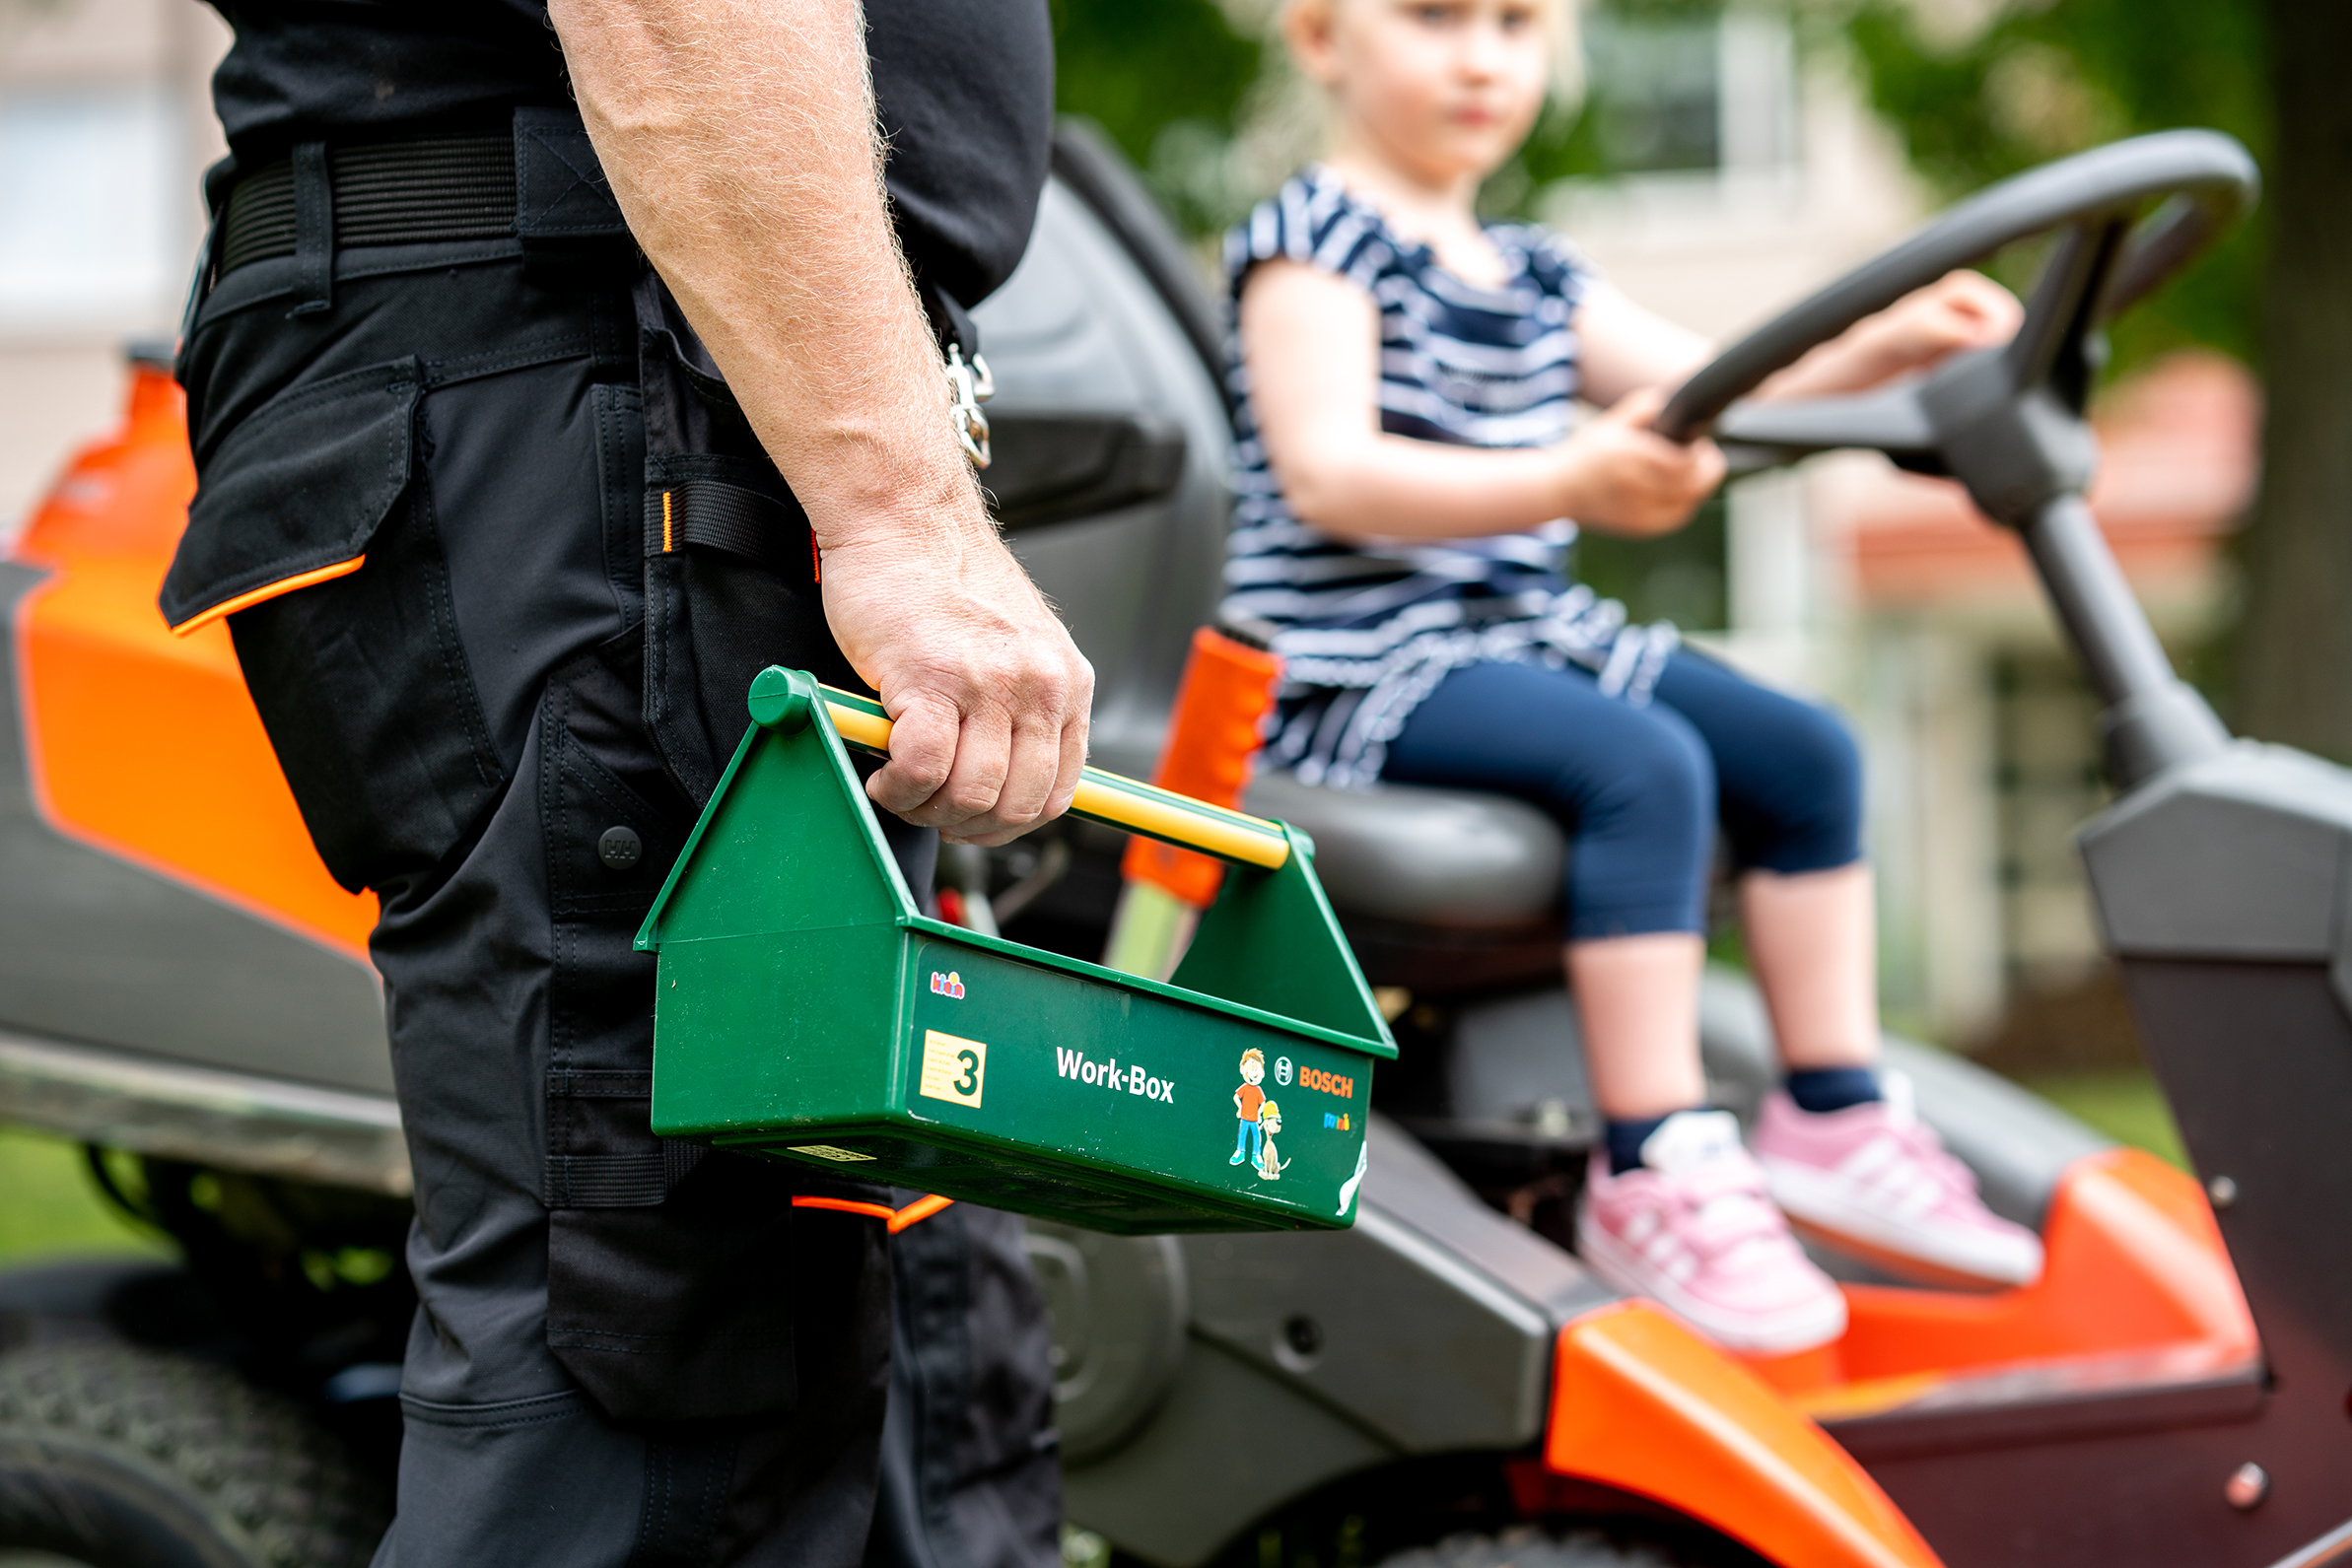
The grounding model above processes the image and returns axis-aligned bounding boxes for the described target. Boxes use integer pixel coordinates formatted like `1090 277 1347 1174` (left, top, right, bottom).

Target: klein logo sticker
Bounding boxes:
919 1029 987 1108
1322 1113 1351 1130
930 971 966 999
794 1144 876 1162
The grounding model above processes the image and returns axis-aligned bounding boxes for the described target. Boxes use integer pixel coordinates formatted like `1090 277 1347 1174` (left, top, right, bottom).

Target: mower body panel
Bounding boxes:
0 391 394 1149
0 126 2322 1568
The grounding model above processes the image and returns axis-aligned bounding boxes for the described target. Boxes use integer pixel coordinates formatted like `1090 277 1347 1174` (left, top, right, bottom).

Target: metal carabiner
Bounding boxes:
946 343 995 469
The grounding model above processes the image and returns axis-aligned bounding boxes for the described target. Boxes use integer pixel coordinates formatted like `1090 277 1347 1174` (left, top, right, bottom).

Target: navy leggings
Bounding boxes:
1381 652 1863 940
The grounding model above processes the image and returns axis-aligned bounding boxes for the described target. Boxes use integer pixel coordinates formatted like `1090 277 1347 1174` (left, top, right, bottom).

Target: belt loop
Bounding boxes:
174 156 235 373
289 140 332 318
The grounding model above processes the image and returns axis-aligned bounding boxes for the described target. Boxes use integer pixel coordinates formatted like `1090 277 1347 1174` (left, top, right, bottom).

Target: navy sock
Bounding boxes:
1604 1114 1675 1176
1785 1065 1882 1114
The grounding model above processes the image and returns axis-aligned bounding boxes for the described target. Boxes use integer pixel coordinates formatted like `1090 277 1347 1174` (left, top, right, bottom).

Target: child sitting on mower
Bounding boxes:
1223 0 2044 1353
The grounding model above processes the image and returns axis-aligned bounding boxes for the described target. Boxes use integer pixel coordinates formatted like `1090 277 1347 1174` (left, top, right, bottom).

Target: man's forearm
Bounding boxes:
549 0 980 552
549 0 1095 846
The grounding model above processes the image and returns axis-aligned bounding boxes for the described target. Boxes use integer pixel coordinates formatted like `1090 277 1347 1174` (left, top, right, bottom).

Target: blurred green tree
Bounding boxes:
1837 0 2267 371
2230 3 2352 758
1048 0 2350 704
1050 0 1264 235
1048 0 1617 232
1838 1 2352 759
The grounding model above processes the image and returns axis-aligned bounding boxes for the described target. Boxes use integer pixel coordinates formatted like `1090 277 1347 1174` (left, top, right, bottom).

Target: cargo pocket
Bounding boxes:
544 1162 816 1421
161 357 506 893
162 358 421 636
536 632 825 1422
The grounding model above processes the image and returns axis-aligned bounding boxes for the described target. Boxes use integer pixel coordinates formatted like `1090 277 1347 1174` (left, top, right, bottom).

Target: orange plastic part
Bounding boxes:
1122 626 1281 907
1537 1300 1942 1568
8 364 377 960
791 1193 955 1232
1748 1147 2258 1417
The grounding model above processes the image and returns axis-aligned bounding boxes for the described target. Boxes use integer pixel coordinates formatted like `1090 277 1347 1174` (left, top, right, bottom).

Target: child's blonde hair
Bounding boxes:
1271 0 1586 106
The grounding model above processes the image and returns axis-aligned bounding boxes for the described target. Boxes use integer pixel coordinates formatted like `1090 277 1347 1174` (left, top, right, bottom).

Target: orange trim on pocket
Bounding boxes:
792 1193 956 1233
662 489 674 552
168 555 366 637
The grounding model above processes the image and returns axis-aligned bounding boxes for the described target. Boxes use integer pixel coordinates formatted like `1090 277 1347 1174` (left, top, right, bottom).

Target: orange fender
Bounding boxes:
1739 1149 2257 1419
1834 1147 2253 1378
1532 1301 1942 1568
9 362 376 960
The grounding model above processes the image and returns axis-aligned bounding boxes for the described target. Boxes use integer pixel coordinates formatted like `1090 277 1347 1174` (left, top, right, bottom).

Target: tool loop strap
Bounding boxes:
649 478 813 578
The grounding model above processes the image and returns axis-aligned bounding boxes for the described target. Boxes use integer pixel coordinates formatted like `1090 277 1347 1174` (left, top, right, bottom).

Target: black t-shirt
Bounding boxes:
202 0 1053 318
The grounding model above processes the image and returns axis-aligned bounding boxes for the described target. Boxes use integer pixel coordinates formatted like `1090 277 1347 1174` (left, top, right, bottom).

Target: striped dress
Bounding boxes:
1220 166 1677 787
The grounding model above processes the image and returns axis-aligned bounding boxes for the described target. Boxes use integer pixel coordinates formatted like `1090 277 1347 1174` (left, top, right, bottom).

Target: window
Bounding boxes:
0 88 183 332
1991 651 2108 987
1579 6 1799 177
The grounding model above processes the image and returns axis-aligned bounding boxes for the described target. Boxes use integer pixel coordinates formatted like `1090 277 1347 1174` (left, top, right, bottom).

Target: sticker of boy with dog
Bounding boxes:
1256 1101 1287 1180
1231 1049 1270 1171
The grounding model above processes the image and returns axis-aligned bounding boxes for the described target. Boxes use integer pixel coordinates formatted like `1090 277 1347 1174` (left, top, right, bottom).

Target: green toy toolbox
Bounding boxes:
635 667 1397 1234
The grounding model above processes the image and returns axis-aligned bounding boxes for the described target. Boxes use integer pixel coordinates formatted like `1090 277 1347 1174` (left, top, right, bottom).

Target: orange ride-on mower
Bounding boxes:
1 124 2343 1568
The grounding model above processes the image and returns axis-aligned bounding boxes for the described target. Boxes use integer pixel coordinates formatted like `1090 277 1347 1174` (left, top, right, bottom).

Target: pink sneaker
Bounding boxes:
1754 1074 2044 1288
1576 1110 1847 1355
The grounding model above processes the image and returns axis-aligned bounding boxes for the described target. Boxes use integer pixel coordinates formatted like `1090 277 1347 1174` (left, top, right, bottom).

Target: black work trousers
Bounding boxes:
169 212 1059 1566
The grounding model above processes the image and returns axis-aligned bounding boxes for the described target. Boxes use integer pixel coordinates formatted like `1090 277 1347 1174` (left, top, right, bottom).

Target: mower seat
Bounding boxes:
1244 772 1565 993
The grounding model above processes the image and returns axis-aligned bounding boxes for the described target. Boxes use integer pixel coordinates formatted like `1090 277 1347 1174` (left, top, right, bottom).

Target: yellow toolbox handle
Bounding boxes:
815 684 1290 870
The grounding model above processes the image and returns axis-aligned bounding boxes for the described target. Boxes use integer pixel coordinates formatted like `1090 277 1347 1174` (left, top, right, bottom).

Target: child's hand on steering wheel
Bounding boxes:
1555 386 1728 538
1760 269 2025 402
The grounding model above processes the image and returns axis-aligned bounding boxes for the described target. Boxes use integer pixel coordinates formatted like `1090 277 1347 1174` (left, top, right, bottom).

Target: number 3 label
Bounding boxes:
920 1029 989 1109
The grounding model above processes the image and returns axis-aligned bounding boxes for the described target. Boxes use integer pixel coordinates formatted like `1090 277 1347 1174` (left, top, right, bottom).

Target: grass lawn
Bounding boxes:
2015 1067 2188 1168
0 1126 171 1268
0 1066 2189 1277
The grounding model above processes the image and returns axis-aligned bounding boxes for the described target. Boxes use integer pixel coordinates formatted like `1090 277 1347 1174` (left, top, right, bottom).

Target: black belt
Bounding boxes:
221 135 516 273
220 126 632 275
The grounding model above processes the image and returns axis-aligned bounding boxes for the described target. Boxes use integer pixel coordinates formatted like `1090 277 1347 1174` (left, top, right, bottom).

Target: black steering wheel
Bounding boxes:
1645 129 2257 787
1651 129 2258 525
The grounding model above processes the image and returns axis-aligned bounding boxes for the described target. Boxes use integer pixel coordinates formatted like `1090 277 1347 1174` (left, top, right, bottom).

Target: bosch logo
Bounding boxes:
1274 1056 1293 1086
1298 1066 1354 1099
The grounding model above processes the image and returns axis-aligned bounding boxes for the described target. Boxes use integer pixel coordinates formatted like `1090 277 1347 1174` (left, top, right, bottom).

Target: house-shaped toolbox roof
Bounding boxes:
638 666 1396 1234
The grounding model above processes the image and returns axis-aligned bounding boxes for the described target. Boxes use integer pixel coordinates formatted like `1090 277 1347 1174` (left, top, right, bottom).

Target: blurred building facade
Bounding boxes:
1545 1 2257 1045
0 0 227 539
